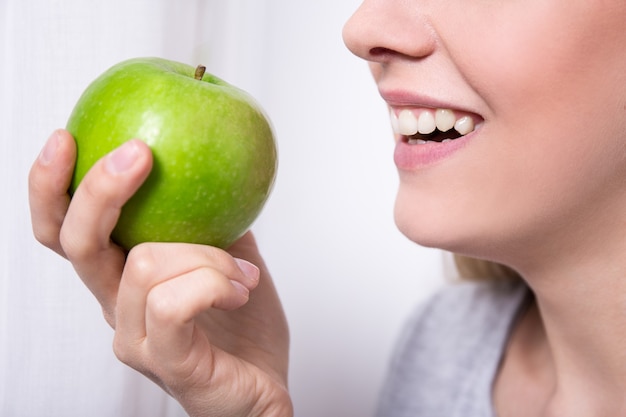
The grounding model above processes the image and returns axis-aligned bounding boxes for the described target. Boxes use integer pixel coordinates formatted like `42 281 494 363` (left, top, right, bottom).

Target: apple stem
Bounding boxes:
194 65 206 81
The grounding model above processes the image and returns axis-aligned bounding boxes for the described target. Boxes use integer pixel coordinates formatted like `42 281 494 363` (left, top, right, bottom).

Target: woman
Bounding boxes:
29 0 626 416
343 1 626 416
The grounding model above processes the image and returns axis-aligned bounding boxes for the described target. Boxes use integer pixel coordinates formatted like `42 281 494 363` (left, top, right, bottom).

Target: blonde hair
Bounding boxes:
453 254 521 282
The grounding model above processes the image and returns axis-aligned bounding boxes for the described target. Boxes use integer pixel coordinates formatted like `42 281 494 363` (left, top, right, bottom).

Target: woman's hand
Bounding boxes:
28 130 292 417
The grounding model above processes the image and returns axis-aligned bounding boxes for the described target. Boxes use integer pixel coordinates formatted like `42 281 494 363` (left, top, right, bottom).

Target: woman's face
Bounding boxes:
343 0 626 266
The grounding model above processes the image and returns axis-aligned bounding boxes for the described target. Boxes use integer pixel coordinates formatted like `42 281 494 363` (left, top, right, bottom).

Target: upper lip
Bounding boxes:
378 89 481 116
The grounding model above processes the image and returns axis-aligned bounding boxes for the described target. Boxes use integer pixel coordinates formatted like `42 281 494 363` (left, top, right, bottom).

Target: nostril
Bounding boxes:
370 47 393 57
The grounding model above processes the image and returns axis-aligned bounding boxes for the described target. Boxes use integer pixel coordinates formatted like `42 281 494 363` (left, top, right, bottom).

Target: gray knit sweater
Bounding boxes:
376 280 529 417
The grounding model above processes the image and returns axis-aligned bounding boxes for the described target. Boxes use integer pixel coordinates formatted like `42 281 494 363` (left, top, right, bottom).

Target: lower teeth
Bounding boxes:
407 138 455 145
407 136 458 145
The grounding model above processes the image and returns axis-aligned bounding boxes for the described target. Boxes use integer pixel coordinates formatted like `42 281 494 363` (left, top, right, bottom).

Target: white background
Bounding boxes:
1 1 446 416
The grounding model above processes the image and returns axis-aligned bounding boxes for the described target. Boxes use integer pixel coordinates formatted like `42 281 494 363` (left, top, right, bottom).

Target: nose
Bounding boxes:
343 0 436 63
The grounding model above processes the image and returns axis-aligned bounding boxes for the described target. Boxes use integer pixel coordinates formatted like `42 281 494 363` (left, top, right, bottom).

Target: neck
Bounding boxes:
492 188 626 414
513 231 626 414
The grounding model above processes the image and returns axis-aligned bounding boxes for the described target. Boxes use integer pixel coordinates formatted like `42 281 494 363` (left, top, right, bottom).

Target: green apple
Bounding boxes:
67 57 277 249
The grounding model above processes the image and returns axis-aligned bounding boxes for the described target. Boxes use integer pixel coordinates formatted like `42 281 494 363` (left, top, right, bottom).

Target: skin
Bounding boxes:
343 0 626 416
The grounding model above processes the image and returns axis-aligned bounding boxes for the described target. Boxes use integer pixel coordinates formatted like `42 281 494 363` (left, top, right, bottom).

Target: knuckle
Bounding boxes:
32 224 59 249
124 244 160 285
111 335 140 368
58 223 96 262
146 284 183 323
111 337 156 385
111 335 130 364
79 174 107 205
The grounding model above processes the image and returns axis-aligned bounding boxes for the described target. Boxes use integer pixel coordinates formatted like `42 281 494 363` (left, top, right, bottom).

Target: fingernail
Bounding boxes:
234 258 260 283
106 140 140 174
39 130 61 165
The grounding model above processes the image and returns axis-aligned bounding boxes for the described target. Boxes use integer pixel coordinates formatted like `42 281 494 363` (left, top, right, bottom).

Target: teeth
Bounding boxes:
397 109 419 136
454 116 474 135
435 109 455 132
391 108 477 138
390 109 400 133
417 111 436 134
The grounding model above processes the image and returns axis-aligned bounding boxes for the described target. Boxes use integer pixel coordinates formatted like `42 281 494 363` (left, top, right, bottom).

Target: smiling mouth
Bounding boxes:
391 108 480 144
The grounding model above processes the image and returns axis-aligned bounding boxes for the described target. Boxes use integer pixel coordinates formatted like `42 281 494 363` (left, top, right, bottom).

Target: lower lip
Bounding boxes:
393 132 474 170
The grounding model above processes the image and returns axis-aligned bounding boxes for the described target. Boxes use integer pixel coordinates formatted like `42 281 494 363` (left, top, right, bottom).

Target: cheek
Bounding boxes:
448 1 626 122
450 2 626 219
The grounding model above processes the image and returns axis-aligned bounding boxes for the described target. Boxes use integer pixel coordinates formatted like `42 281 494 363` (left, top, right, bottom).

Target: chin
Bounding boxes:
395 198 459 250
393 186 507 261
395 208 462 252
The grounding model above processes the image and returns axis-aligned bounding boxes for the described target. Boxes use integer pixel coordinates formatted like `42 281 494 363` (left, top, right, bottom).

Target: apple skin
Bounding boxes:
67 57 277 249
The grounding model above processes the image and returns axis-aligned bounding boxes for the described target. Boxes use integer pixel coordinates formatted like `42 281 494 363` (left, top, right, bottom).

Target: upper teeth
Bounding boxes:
391 109 475 137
